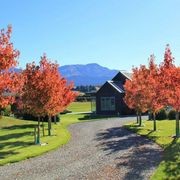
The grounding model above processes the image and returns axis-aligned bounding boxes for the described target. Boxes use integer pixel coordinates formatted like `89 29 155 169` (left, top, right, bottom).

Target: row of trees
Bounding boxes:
74 85 96 93
0 26 77 143
124 45 180 137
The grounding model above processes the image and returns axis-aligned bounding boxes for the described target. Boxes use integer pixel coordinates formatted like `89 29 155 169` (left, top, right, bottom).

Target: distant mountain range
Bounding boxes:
13 63 119 86
59 63 118 86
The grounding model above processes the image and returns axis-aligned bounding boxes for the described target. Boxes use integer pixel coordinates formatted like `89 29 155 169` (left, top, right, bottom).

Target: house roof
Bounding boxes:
108 80 125 93
112 71 132 81
121 71 132 80
96 70 131 95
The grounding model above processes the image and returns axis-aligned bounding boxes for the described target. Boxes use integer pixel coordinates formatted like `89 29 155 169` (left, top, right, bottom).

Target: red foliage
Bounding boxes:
22 54 77 117
124 65 148 114
167 67 180 111
125 45 179 114
159 45 179 111
143 55 163 113
0 26 21 108
0 25 19 70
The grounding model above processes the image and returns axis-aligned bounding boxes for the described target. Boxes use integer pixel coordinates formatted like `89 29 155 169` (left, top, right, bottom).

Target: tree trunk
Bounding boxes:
139 112 142 126
36 117 40 144
34 126 37 144
41 117 45 136
136 112 139 124
175 111 179 138
54 115 57 124
0 109 2 116
148 111 152 120
153 112 156 131
48 116 51 136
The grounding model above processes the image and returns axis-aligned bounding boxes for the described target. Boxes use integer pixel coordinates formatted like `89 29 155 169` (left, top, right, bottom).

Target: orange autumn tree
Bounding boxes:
124 66 147 126
23 55 77 141
143 55 163 131
159 45 175 105
159 45 180 137
167 67 180 137
22 62 44 144
0 25 21 110
39 55 77 136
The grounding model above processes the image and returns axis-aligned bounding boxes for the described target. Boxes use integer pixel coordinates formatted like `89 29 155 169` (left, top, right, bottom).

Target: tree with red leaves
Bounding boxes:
0 25 21 110
159 45 180 137
167 67 180 137
23 55 77 142
142 55 163 131
124 66 148 126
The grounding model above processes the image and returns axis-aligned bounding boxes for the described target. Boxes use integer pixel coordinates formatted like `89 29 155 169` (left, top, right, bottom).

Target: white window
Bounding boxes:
101 97 115 111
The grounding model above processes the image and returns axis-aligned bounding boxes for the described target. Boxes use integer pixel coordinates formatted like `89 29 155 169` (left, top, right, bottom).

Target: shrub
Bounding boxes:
168 110 176 120
1 105 12 116
156 109 167 120
22 114 60 122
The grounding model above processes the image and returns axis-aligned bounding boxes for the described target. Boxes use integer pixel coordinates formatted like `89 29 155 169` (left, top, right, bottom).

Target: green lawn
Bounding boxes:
2 110 179 179
0 103 112 166
67 102 91 112
125 120 180 180
0 114 84 166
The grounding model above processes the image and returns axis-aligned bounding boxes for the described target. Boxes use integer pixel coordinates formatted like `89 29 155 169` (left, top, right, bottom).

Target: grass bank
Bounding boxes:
125 120 180 180
0 102 94 166
67 102 91 112
0 114 85 166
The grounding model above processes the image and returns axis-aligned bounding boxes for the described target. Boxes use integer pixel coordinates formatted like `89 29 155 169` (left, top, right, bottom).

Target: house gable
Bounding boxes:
96 81 118 95
112 71 131 84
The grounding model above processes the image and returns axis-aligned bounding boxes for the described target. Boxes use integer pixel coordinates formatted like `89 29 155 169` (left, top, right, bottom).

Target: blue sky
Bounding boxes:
1 0 180 71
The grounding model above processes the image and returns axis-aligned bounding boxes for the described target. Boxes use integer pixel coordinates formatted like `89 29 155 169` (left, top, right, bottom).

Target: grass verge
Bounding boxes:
124 119 180 180
0 114 84 166
67 102 91 112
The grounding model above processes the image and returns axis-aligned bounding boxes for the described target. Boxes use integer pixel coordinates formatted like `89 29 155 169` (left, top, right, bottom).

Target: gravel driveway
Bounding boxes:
0 117 163 180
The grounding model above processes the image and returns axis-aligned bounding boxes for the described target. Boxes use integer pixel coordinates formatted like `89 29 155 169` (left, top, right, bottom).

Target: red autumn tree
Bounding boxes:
159 45 175 105
0 25 21 110
159 45 180 137
167 67 180 137
124 66 147 126
23 55 77 142
143 55 163 131
38 55 77 136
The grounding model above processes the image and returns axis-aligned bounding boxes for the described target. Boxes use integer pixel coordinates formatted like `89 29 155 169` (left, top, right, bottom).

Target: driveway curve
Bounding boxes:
0 117 163 180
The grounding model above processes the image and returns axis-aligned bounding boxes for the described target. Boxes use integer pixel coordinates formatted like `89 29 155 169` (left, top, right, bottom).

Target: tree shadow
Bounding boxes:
162 138 180 179
0 141 34 160
0 124 35 160
0 141 33 149
96 127 163 179
2 124 35 130
116 144 162 179
124 124 160 143
0 131 32 141
0 150 19 159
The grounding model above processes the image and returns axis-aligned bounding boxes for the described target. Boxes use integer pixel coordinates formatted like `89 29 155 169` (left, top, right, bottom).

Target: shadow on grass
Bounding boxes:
0 141 33 149
0 124 35 160
124 123 180 179
0 141 34 160
96 126 163 179
162 138 180 179
124 124 160 144
0 132 32 141
0 150 19 159
2 124 35 130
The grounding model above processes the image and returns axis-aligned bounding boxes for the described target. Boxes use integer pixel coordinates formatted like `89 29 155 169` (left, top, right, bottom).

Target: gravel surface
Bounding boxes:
0 117 163 180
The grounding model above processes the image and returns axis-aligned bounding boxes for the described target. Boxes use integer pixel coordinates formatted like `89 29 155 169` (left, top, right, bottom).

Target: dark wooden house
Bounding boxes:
96 71 133 115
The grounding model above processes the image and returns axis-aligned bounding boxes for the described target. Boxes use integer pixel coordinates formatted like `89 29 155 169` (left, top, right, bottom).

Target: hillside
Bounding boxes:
59 63 118 86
